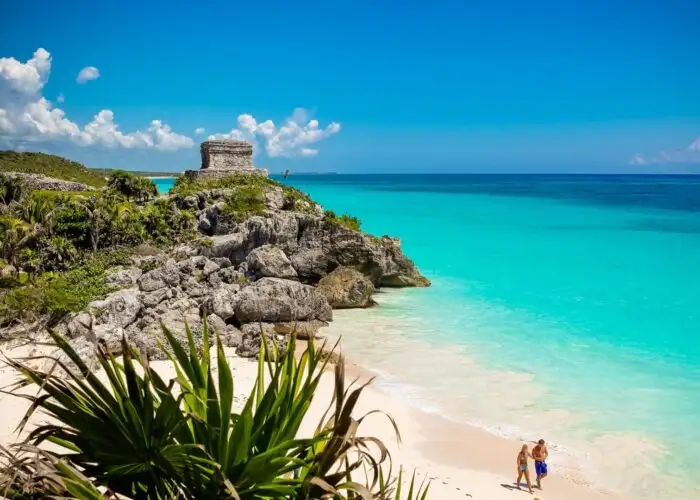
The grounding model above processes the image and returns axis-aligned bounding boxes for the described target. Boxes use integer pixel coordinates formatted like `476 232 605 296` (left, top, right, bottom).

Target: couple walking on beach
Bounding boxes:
516 439 548 494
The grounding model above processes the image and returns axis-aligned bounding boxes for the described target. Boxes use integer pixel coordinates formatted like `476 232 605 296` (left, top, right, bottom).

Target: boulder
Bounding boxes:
105 267 143 288
90 324 124 354
222 325 244 348
89 289 141 329
236 323 288 359
246 245 298 279
182 195 198 209
273 320 328 340
138 263 180 292
201 284 241 321
290 248 330 281
234 278 332 324
130 308 205 361
205 314 227 335
316 266 375 309
140 288 173 309
67 312 93 338
201 233 247 260
44 337 101 377
264 187 286 210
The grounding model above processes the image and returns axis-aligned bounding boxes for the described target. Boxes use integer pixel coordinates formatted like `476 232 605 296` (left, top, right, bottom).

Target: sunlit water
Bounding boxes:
157 174 700 498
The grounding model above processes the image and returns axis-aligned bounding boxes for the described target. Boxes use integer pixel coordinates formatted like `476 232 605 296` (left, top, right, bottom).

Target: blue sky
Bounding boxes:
1 0 700 173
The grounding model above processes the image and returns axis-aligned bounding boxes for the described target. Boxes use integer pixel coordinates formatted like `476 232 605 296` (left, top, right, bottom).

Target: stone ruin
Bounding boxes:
185 140 268 181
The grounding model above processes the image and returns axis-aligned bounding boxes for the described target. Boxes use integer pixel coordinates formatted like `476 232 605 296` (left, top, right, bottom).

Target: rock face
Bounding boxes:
236 323 288 360
246 245 297 280
18 167 431 370
5 172 92 192
235 278 332 324
317 266 375 309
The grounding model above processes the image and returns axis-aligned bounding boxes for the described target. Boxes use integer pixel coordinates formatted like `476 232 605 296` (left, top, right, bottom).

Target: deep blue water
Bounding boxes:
157 175 700 498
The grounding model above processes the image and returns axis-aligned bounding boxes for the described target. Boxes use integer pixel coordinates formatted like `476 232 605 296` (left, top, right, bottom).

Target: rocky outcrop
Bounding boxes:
236 323 288 360
11 174 431 369
5 172 93 192
246 245 297 280
317 266 375 309
234 278 332 324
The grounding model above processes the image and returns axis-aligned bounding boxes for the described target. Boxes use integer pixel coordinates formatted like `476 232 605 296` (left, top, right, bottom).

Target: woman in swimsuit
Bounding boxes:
516 444 534 494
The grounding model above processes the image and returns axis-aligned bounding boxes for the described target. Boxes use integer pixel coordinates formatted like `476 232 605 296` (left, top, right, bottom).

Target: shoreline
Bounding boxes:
0 337 618 500
327 330 622 500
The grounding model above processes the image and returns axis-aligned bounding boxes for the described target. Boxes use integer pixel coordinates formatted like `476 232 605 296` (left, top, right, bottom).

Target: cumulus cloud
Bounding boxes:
76 66 100 84
209 107 341 158
0 48 194 151
630 136 700 165
0 48 340 158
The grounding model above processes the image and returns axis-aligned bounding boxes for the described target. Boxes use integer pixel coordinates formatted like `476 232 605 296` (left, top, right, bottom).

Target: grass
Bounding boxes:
0 151 108 188
0 250 132 325
324 209 362 232
0 151 180 188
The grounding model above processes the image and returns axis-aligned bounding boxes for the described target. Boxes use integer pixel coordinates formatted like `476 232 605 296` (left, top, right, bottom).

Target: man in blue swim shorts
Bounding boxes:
532 439 549 490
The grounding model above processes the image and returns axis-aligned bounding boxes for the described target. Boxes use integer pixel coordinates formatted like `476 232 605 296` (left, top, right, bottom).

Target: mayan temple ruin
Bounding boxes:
185 140 268 181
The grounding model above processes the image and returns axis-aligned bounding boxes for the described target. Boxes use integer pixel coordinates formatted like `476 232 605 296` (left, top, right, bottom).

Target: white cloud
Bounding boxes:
631 136 700 165
76 66 100 84
0 49 340 158
0 48 194 151
208 107 340 158
56 94 64 103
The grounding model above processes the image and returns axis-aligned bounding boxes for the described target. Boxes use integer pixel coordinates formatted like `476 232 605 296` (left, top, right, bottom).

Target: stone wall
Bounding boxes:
201 140 253 170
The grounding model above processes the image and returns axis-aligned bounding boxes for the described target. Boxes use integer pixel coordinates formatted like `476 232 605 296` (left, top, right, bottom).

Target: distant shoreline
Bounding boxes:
146 175 178 180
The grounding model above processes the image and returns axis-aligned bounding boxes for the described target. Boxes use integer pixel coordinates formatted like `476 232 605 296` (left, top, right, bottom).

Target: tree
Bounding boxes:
108 171 158 202
0 174 26 206
0 216 30 271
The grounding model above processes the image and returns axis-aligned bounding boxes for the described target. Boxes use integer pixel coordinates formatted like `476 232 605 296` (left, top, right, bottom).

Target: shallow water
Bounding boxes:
158 174 700 498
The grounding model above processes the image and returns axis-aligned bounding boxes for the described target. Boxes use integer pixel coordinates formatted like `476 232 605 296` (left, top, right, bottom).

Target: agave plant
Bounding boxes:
0 318 431 499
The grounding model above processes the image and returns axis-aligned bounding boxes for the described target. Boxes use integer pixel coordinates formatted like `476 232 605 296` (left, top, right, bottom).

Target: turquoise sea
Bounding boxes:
156 175 700 499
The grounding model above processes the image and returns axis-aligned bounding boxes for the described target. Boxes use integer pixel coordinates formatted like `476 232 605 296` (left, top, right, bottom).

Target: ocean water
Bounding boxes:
156 175 700 498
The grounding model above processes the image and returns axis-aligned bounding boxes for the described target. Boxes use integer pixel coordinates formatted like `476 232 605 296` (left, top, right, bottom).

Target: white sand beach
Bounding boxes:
0 333 620 500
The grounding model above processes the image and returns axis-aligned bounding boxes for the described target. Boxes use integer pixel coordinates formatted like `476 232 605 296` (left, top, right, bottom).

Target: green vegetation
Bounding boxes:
0 152 363 326
0 321 430 499
0 250 132 325
222 184 267 221
0 171 196 326
107 170 159 202
173 173 317 214
0 151 108 187
324 209 362 232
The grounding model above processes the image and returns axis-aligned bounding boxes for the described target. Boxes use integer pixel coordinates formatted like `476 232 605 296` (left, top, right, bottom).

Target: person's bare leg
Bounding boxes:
524 470 533 494
516 469 523 490
539 472 548 489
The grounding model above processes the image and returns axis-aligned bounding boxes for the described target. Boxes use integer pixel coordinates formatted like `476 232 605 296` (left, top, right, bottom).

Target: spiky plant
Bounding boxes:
0 318 431 499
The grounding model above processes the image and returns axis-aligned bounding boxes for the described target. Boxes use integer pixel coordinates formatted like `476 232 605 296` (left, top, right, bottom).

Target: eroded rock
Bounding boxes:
317 266 375 309
234 278 332 324
246 244 297 279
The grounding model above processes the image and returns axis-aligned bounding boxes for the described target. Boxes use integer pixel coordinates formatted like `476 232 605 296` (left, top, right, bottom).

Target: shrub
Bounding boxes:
222 185 267 221
325 209 362 232
0 321 430 499
0 252 128 325
0 173 27 205
108 170 158 202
